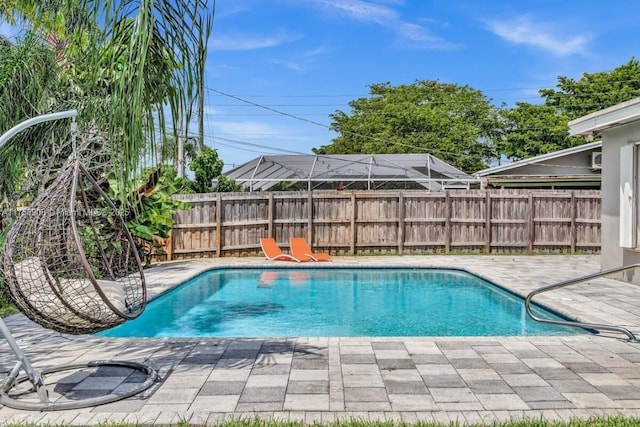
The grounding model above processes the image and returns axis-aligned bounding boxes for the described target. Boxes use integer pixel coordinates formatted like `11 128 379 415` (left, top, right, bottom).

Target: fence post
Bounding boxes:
307 191 313 245
350 192 356 255
165 235 173 261
268 192 274 238
398 193 405 254
485 190 491 254
570 191 577 253
216 193 222 257
445 191 451 253
528 193 534 253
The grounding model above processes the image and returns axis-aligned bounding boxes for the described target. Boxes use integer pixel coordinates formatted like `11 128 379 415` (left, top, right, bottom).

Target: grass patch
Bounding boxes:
0 302 16 317
0 279 15 317
4 415 640 427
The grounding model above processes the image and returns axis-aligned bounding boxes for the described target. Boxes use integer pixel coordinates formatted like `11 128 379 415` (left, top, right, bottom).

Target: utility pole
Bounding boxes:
177 106 185 178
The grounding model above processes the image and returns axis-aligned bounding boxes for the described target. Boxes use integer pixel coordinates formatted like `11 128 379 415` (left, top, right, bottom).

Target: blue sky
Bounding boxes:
3 1 640 171
204 0 640 171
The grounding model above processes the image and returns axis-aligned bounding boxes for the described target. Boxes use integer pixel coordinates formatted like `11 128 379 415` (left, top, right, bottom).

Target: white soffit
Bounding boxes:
569 97 640 136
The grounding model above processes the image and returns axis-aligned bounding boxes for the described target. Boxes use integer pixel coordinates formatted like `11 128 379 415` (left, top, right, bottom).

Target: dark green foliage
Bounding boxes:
500 58 640 161
189 147 224 193
315 80 502 173
105 167 191 265
317 60 640 166
0 0 212 204
540 58 640 120
189 147 241 193
498 103 583 160
0 34 68 203
122 168 192 242
215 175 242 192
0 225 15 316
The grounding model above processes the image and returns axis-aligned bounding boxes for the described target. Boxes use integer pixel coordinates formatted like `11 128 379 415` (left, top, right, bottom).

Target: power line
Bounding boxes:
209 136 308 155
203 77 640 98
206 87 335 130
156 125 310 156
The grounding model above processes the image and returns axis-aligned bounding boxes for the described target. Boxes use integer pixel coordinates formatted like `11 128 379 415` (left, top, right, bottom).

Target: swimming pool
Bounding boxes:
97 268 582 338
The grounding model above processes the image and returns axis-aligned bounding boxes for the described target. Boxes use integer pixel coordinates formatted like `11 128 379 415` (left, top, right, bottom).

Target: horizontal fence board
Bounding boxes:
153 189 601 260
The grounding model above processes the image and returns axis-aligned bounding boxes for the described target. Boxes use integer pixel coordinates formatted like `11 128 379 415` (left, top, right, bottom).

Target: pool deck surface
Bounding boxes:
3 255 640 425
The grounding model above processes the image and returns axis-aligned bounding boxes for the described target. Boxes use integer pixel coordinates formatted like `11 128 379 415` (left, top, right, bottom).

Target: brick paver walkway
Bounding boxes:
2 255 640 425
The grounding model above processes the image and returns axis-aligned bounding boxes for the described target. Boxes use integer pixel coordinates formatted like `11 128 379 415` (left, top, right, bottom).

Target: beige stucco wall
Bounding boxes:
601 121 640 269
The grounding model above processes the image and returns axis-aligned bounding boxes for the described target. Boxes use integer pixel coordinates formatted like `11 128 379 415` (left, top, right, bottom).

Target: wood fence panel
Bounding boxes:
490 194 529 252
532 194 573 252
170 194 219 258
274 193 308 247
220 195 269 255
450 192 486 251
575 192 602 250
157 189 601 259
355 194 399 254
402 194 447 253
313 194 351 254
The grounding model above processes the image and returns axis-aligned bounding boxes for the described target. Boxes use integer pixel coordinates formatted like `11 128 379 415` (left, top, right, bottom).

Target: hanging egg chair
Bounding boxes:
0 110 158 411
1 158 147 334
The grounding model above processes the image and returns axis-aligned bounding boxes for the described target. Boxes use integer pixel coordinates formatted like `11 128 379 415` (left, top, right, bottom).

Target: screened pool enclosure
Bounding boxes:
224 153 480 191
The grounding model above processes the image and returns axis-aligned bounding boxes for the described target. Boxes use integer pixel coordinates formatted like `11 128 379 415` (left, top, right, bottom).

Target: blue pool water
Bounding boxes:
97 268 582 338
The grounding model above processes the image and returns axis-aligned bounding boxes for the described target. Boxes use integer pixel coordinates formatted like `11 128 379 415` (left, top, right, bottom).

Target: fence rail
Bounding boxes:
158 189 601 260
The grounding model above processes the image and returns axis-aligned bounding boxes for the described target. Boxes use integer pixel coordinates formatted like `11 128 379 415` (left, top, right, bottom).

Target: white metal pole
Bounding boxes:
0 110 77 150
0 110 77 404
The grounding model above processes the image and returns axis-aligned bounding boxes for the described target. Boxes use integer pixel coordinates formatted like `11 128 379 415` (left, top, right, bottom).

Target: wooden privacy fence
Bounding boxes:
159 189 601 260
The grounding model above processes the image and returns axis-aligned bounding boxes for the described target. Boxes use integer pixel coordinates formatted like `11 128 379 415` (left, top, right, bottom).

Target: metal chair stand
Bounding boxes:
0 317 159 411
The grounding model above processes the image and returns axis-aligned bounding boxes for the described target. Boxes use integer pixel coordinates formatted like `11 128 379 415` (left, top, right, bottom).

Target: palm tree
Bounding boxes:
0 0 213 202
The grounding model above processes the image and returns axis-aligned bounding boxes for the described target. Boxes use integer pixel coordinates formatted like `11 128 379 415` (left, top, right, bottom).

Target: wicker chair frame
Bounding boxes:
1 159 147 333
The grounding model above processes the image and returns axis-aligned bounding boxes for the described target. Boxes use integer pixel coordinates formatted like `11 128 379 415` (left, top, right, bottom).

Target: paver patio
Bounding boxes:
2 255 640 425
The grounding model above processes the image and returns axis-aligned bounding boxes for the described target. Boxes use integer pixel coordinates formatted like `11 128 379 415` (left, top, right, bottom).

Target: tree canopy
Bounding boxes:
317 59 640 169
314 80 501 173
499 58 640 160
498 103 579 160
540 58 640 120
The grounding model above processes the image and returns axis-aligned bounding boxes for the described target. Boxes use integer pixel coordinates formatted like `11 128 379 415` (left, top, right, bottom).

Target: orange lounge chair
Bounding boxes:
260 238 306 262
290 237 332 262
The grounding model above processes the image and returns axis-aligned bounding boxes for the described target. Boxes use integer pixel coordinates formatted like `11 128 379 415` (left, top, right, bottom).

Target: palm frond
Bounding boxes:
78 0 212 201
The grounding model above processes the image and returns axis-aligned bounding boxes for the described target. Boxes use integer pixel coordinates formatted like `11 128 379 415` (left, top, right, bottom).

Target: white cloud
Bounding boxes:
301 46 328 58
310 0 397 25
397 22 444 44
267 58 303 71
267 45 329 72
302 0 456 49
215 3 250 18
369 0 405 5
485 15 590 56
211 29 301 51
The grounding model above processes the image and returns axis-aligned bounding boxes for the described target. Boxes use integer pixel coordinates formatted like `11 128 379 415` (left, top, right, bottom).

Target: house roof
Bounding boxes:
475 141 602 176
224 153 479 191
569 97 640 136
